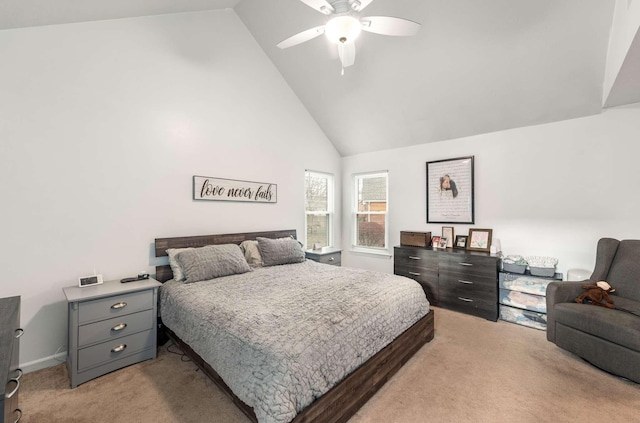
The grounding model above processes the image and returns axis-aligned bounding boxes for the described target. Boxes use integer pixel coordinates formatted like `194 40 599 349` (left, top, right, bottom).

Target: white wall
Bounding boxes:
0 10 341 370
603 0 640 104
341 103 640 276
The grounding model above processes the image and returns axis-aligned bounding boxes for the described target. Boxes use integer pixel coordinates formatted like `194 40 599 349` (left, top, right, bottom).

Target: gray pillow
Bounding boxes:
175 244 252 283
256 237 305 267
166 247 194 281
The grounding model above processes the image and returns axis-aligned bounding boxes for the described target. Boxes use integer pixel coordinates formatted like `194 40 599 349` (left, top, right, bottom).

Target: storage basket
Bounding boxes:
525 256 558 278
502 255 528 274
529 266 556 277
503 262 526 274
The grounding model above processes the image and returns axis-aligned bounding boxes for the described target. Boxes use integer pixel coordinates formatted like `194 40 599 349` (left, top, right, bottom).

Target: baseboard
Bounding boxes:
21 351 67 374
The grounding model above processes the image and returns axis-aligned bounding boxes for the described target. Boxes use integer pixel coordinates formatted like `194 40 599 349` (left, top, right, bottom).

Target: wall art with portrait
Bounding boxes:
426 156 474 224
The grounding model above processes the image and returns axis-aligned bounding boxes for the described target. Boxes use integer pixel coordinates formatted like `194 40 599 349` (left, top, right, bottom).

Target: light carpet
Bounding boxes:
20 307 640 422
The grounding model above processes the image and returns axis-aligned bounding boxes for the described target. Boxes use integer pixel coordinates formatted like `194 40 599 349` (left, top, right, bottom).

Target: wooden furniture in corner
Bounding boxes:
1 296 22 423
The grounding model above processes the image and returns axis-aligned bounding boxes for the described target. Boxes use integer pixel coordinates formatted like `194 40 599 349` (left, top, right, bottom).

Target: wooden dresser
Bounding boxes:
394 246 500 321
0 296 22 423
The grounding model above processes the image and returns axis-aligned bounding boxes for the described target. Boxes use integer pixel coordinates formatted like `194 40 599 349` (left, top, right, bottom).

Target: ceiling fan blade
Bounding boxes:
277 26 326 49
360 16 421 36
338 42 356 68
349 0 374 12
299 0 335 15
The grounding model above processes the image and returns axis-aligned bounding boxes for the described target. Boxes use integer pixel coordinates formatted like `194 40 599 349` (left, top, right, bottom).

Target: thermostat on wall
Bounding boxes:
78 274 103 287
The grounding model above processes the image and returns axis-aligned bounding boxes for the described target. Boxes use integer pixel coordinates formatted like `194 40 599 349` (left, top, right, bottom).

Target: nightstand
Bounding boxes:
63 278 161 388
305 247 342 266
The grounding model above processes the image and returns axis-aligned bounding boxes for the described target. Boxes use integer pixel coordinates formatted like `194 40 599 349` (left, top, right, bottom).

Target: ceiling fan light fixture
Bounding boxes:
325 16 362 44
319 5 332 15
351 1 362 11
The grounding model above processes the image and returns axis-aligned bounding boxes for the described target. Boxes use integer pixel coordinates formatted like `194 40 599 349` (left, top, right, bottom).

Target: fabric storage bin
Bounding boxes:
499 289 546 313
503 262 526 274
529 266 556 277
499 273 558 296
499 305 547 330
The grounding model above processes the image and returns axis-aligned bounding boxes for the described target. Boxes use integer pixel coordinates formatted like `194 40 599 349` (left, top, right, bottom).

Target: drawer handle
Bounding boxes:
12 409 22 423
13 368 23 381
111 323 127 332
409 272 421 276
328 257 335 262
458 297 474 302
409 256 421 260
111 344 127 353
458 280 474 285
6 378 20 399
15 328 24 338
459 262 473 266
111 302 127 310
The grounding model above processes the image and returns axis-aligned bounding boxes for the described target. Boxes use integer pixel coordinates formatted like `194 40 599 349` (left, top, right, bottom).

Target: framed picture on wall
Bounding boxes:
426 156 474 224
467 228 493 252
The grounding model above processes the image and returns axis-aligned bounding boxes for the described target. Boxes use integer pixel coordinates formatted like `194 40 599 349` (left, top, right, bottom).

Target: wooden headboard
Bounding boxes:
154 229 297 282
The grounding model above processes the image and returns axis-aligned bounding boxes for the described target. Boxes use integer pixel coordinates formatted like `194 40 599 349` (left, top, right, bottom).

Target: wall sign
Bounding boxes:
193 176 277 203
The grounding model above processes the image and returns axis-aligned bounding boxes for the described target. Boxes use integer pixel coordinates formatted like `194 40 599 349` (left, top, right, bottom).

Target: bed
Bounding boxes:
155 229 434 423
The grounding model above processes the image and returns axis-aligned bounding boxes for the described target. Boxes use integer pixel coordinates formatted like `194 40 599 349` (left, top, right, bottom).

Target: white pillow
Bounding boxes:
239 240 263 268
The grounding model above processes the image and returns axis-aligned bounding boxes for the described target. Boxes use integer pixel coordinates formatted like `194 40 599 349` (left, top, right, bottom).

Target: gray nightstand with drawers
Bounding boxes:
305 247 342 266
63 278 161 388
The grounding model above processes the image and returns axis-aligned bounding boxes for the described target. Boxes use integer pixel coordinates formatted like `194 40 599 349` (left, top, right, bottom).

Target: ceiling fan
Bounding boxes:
277 0 420 74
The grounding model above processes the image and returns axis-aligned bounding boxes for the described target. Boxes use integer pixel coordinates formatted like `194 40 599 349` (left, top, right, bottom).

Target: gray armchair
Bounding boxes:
546 238 640 383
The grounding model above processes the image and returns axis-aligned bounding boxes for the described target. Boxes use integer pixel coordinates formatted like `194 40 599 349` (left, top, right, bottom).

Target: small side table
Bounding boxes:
305 247 342 266
63 278 161 388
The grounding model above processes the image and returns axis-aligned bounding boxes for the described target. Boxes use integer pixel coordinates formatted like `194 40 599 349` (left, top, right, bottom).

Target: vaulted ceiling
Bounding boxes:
2 0 639 156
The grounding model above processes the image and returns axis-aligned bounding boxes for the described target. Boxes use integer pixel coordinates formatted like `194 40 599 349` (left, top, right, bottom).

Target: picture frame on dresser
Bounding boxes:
431 236 441 248
454 235 468 249
442 226 454 248
467 228 493 252
426 156 474 224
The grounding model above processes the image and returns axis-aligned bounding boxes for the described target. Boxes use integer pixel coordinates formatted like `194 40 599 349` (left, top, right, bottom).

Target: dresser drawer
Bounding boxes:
78 329 154 372
78 309 154 348
440 292 497 321
440 273 497 303
394 247 438 269
78 290 153 324
394 265 439 305
439 255 498 277
315 252 341 266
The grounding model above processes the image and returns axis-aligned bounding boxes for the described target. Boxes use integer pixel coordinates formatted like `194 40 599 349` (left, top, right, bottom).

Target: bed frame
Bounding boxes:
155 229 435 423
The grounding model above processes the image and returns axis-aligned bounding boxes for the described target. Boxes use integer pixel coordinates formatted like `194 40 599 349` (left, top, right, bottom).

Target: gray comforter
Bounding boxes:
159 260 429 423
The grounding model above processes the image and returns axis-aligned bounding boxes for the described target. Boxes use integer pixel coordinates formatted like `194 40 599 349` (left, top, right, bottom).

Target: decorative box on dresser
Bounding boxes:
394 246 500 321
63 278 161 388
305 247 342 266
1 296 22 423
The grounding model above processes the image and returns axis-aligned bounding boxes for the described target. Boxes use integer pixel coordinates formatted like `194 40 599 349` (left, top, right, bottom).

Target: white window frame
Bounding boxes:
304 170 334 249
352 171 389 254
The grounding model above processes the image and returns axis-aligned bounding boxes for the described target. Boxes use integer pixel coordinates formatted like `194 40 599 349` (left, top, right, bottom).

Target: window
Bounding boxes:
353 171 388 252
305 171 334 250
